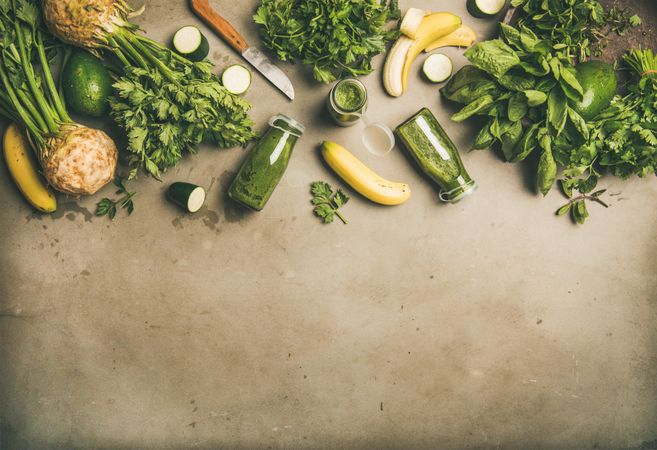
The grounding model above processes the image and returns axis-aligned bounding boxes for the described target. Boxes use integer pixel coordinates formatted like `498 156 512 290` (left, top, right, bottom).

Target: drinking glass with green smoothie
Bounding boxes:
327 78 395 155
327 78 368 127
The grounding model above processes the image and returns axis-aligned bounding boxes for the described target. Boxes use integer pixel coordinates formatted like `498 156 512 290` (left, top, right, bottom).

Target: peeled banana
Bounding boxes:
321 141 411 206
383 11 462 97
3 123 57 213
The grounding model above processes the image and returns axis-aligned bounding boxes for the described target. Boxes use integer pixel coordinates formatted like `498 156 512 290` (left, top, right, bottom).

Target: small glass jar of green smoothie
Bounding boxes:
395 108 477 203
326 78 368 127
228 114 304 211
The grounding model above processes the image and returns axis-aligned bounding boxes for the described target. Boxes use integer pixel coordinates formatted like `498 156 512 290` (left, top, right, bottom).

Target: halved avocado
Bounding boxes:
569 61 617 121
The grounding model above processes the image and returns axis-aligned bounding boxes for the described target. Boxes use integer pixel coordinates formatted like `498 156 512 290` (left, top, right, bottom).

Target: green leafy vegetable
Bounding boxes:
110 57 256 179
254 0 400 83
41 0 257 180
96 178 136 220
463 39 520 78
0 0 117 196
311 181 349 224
556 178 608 225
442 24 587 195
511 0 642 61
593 49 657 179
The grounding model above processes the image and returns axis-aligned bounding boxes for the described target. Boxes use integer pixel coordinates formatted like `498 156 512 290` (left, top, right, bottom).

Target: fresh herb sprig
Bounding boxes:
96 178 136 220
556 177 608 225
311 181 349 224
254 0 400 83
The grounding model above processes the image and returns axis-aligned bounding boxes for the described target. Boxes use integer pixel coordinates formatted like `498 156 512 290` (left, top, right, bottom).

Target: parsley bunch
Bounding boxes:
108 31 256 179
254 0 400 83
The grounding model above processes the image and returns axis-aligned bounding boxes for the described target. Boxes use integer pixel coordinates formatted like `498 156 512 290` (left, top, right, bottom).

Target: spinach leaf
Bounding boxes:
451 95 495 122
524 90 547 107
510 124 540 162
473 121 495 150
537 136 558 196
548 88 568 136
464 40 520 78
500 120 524 161
508 93 529 122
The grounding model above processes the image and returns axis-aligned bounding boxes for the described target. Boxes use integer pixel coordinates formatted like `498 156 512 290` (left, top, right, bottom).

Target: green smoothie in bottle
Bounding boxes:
395 108 477 203
228 115 305 211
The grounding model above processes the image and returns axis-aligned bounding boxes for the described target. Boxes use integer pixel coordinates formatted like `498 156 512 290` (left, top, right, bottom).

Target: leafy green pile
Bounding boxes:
511 0 641 61
442 0 654 224
442 24 588 196
254 0 400 83
108 31 256 179
594 50 657 178
39 0 256 180
551 50 657 222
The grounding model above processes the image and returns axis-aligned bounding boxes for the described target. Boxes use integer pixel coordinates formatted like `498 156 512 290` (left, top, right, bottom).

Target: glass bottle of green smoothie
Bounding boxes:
228 115 304 211
395 108 477 203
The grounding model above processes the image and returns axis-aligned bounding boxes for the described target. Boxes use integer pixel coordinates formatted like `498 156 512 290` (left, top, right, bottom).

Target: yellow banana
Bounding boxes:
401 12 462 93
384 11 462 96
424 25 477 52
3 123 57 213
321 141 411 206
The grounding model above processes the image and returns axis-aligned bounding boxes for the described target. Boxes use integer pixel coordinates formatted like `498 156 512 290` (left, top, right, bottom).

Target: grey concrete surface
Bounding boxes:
1 1 656 449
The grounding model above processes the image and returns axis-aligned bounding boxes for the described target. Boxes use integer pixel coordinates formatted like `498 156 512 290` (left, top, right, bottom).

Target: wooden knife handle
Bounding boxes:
190 0 248 54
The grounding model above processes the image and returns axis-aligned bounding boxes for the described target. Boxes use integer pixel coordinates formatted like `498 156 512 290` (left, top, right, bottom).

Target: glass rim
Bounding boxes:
330 78 368 114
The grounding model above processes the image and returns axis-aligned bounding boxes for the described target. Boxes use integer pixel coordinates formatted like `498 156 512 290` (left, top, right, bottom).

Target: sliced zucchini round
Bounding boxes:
423 53 453 83
467 0 506 18
222 65 252 95
172 26 209 62
168 182 206 213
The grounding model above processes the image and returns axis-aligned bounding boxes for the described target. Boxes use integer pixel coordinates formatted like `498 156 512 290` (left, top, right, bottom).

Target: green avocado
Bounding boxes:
62 51 113 118
569 61 617 121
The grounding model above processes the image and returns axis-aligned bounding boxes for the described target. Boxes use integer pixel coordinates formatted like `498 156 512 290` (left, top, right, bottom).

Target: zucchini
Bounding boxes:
423 53 453 83
172 26 209 62
222 65 252 95
467 0 506 18
168 182 206 213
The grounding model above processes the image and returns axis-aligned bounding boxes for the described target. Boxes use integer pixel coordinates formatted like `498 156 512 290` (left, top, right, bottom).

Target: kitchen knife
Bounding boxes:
189 0 295 101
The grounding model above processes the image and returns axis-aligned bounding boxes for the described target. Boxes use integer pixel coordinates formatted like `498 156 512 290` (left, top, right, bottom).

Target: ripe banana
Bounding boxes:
401 13 462 93
3 123 57 213
424 25 477 52
400 8 427 39
384 11 462 97
321 141 411 206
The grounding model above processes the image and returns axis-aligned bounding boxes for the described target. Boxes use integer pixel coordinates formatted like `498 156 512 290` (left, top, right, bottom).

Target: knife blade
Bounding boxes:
189 0 295 100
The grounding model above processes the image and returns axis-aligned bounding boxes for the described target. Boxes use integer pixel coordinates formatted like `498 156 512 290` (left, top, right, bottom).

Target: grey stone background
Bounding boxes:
1 0 656 448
